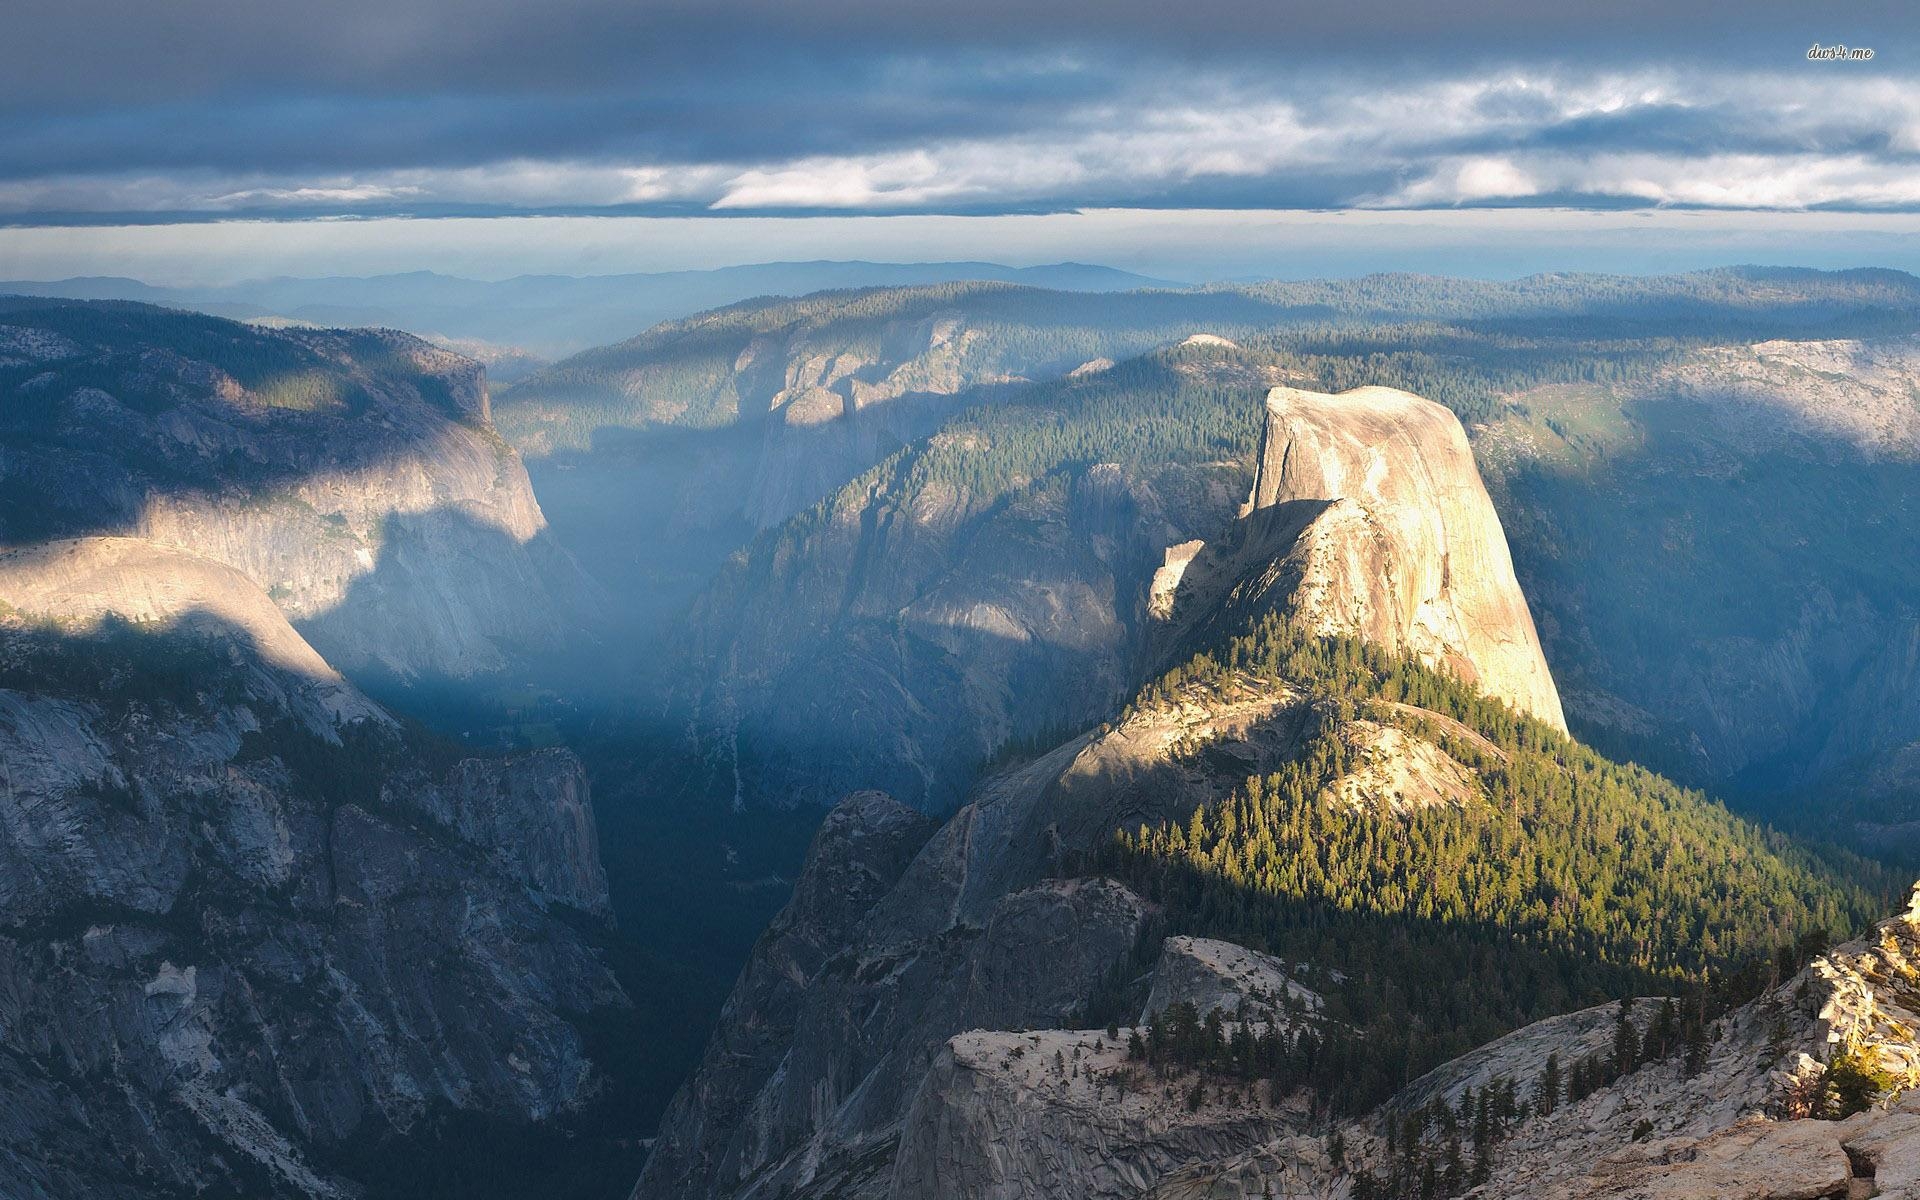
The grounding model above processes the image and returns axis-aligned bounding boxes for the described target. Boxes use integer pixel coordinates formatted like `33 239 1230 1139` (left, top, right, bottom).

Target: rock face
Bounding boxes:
0 298 600 681
0 536 386 732
886 935 1328 1200
633 768 1163 1200
636 791 938 1200
0 536 623 1199
892 1030 1305 1200
421 749 610 916
1142 936 1322 1028
685 447 1250 811
1168 385 1565 730
1477 335 1920 816
1536 1118 1853 1200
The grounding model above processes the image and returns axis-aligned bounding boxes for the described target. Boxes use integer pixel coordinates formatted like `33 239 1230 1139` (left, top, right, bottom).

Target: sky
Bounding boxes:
1 0 1916 281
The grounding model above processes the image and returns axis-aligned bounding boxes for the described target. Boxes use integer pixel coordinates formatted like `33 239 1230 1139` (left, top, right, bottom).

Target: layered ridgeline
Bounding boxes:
0 538 636 1199
591 269 1920 844
503 265 1848 643
635 382 1888 1200
495 282 1300 453
0 297 601 682
498 268 1920 455
0 261 1170 360
492 284 1299 633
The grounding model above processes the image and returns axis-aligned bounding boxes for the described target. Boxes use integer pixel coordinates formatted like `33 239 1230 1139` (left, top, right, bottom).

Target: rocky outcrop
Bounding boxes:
1531 1117 1852 1200
0 536 623 1198
892 1029 1306 1200
1166 385 1565 730
1142 936 1322 1027
1149 540 1207 620
1343 884 1920 1200
887 934 1327 1200
0 299 600 681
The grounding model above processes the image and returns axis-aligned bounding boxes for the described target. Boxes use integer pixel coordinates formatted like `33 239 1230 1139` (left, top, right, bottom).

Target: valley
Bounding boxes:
5 267 1920 1198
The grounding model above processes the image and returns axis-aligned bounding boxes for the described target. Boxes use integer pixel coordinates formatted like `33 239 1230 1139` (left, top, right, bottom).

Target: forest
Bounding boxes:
1091 616 1895 1113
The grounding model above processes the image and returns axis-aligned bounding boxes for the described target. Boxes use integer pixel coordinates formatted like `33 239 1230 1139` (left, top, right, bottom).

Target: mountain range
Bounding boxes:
0 262 1171 363
5 268 1920 1199
489 269 1920 837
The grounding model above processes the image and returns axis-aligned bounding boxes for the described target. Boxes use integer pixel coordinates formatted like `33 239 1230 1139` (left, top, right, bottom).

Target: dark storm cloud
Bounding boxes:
1446 102 1920 162
0 0 1914 219
5 0 1908 104
0 62 1110 178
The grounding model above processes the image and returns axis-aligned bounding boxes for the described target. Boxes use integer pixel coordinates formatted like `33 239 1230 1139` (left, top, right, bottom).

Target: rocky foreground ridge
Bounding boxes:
1398 884 1920 1200
0 535 623 1198
644 779 1920 1200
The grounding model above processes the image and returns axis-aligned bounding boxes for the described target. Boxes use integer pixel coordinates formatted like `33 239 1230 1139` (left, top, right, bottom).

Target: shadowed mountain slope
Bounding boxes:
0 297 602 681
0 534 634 1200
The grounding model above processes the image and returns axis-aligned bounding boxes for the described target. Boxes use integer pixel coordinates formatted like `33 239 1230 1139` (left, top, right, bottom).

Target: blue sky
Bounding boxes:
0 0 1914 279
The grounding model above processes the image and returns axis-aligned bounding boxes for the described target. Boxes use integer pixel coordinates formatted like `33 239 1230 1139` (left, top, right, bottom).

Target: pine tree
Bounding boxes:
1537 1053 1561 1116
1614 998 1641 1076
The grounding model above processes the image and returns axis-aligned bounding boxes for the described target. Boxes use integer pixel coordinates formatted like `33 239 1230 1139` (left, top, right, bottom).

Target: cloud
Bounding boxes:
0 3 1913 221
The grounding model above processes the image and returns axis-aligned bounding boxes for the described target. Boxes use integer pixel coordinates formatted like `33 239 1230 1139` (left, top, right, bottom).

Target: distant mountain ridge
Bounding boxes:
0 261 1174 359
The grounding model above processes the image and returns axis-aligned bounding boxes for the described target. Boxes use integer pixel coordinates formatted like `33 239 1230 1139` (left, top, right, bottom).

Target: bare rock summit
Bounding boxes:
1169 385 1566 731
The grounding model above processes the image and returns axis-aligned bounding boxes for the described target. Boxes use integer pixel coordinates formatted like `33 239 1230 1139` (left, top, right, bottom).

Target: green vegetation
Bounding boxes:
1818 1045 1901 1118
1126 998 1329 1100
0 297 371 413
0 613 250 710
889 349 1264 508
1351 1075 1525 1199
1090 616 1894 1113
